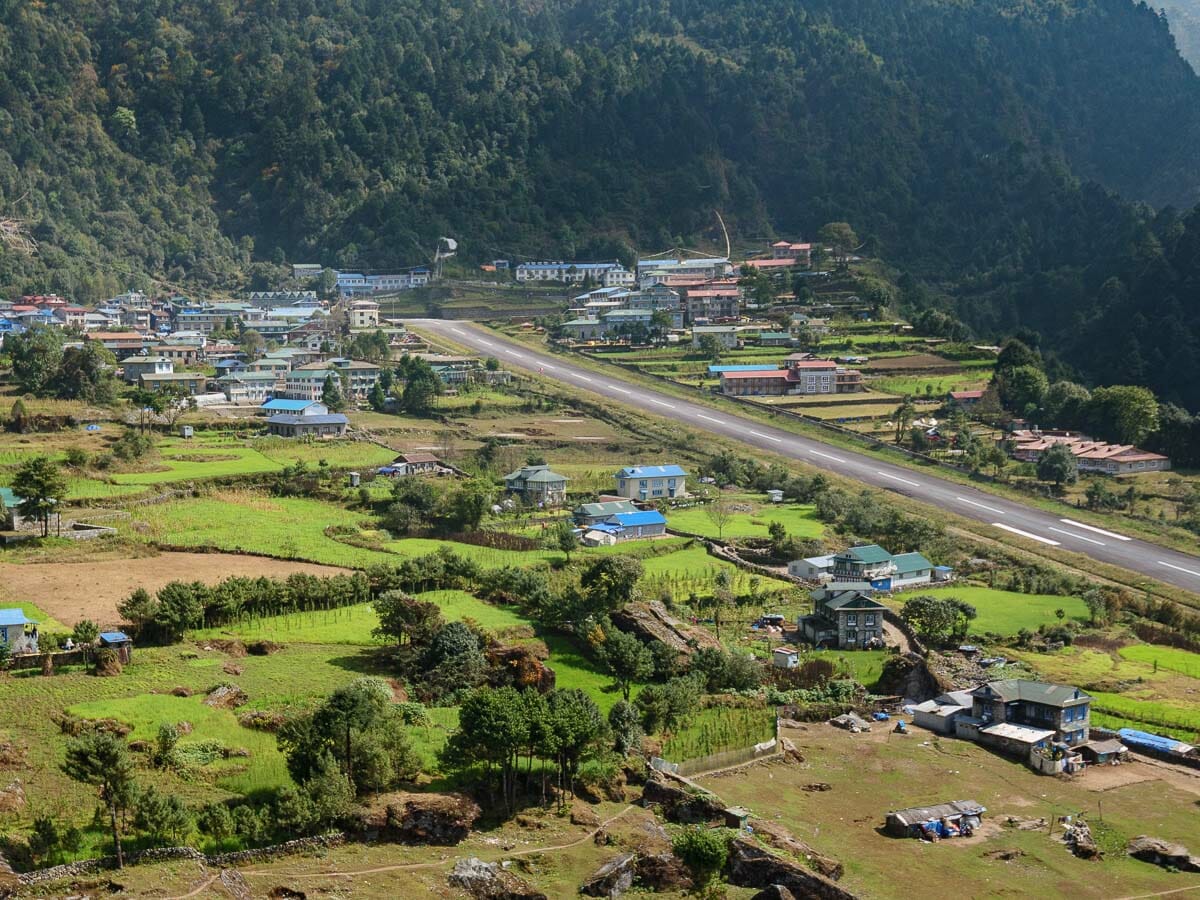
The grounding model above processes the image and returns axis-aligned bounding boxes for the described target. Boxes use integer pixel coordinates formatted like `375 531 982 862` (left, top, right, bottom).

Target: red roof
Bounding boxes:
686 288 741 297
88 332 144 341
788 359 838 369
720 369 789 380
950 390 984 400
742 258 796 268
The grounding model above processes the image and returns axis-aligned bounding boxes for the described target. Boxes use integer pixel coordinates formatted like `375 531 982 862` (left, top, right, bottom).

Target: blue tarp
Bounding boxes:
1118 728 1186 753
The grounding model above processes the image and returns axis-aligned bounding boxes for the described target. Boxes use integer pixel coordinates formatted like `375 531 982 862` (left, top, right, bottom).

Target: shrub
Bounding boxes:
672 825 730 886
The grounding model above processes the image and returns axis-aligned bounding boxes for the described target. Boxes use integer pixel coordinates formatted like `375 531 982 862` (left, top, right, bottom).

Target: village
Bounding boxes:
0 240 1199 898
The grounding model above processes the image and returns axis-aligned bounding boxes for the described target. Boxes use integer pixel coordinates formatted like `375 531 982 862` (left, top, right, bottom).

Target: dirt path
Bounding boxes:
236 805 636 881
882 619 913 654
0 552 349 628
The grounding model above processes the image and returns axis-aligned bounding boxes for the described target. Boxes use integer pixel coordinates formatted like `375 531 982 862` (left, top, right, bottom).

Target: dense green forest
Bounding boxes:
1 0 1199 405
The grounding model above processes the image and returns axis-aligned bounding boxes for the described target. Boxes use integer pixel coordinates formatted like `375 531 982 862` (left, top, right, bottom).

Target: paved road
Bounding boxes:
412 319 1200 594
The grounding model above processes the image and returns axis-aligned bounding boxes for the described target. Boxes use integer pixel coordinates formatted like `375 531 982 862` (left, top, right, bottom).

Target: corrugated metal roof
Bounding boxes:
612 510 667 527
0 609 37 627
616 465 687 478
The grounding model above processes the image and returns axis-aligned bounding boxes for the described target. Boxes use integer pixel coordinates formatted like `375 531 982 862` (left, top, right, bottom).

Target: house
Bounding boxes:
120 356 173 383
884 801 985 839
391 452 440 476
504 464 569 506
607 510 667 540
829 544 940 590
266 413 349 439
798 588 888 650
911 690 975 734
260 399 328 416
692 325 739 350
515 261 635 287
98 631 133 664
139 372 207 395
638 257 734 282
249 357 291 376
682 286 742 323
613 465 688 500
962 680 1092 749
573 500 640 527
214 359 247 376
758 332 795 347
717 356 863 396
786 554 837 580
292 263 324 280
949 389 984 408
559 318 607 342
156 344 203 365
218 371 281 403
347 299 380 329
772 646 799 669
1079 739 1129 765
0 608 38 654
1007 430 1170 475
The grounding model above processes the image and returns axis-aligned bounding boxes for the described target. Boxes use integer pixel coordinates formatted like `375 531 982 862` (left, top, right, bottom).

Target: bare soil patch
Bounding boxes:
0 552 349 628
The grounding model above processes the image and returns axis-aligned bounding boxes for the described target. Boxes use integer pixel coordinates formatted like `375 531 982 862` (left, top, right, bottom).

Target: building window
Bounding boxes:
846 614 857 625
846 630 858 643
864 614 876 626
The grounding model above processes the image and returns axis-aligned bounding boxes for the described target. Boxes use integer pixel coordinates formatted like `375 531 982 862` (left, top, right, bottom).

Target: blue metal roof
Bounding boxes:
99 631 131 643
616 465 687 479
612 510 668 527
1118 728 1186 753
0 609 37 627
268 413 349 426
261 399 320 412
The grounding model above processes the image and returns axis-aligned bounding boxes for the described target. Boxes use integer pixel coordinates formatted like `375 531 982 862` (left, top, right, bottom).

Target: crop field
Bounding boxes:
1088 690 1200 739
661 705 776 761
908 584 1090 634
871 371 988 397
1117 643 1200 678
666 500 823 539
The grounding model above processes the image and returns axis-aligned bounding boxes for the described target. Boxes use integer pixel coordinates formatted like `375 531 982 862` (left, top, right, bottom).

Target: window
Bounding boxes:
864 614 876 626
846 614 857 625
846 630 858 643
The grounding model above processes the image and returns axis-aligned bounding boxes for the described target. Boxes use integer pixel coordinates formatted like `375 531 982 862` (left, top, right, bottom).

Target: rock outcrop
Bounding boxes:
1127 836 1200 872
725 838 857 900
611 601 722 655
640 778 724 824
359 791 481 845
579 853 636 897
448 857 547 899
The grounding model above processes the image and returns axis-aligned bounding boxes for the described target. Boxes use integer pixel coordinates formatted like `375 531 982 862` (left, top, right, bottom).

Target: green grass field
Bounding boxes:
1117 644 1200 679
871 372 988 397
666 501 823 540
1 600 69 634
69 694 292 794
910 584 1089 635
661 705 776 761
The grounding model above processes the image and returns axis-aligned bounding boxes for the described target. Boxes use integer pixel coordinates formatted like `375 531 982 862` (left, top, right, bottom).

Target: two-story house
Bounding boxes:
798 588 888 650
827 544 939 590
965 680 1092 750
613 465 688 501
504 464 569 506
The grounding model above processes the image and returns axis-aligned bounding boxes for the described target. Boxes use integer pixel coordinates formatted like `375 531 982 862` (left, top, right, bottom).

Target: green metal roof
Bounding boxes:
972 680 1090 707
823 591 887 611
523 469 568 483
841 544 892 564
892 551 933 574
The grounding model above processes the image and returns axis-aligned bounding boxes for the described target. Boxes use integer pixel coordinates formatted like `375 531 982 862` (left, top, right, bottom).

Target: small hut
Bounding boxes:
98 631 133 664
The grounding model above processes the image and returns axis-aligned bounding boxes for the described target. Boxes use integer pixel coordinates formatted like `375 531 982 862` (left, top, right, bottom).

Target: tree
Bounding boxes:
372 591 444 649
62 732 137 868
72 620 99 646
439 481 492 532
134 786 192 846
900 595 977 646
321 374 346 412
608 700 643 755
1082 588 1111 625
545 688 606 803
158 384 197 429
54 342 118 403
580 555 644 614
1042 381 1091 428
894 397 916 443
995 338 1042 372
154 582 205 642
443 686 529 812
817 221 859 266
128 388 165 433
11 456 68 536
118 587 159 629
368 380 387 412
419 621 488 696
673 825 730 887
240 329 265 358
997 365 1048 415
704 495 733 541
696 333 722 362
547 518 579 561
598 627 654 701
7 326 65 395
1087 385 1160 445
1036 443 1078 491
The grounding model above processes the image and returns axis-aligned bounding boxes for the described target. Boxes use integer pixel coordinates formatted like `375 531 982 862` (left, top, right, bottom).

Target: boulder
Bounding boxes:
634 853 692 892
360 791 481 845
267 888 307 899
725 839 857 900
571 804 601 827
579 853 636 897
223 661 244 676
1063 821 1100 860
170 686 193 697
803 783 832 792
1127 836 1200 873
0 780 25 814
204 684 248 709
752 820 844 881
448 857 547 900
640 778 724 824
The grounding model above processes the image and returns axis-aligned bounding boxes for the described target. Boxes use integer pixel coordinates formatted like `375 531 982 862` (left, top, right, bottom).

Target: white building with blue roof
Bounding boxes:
516 261 634 287
614 465 688 500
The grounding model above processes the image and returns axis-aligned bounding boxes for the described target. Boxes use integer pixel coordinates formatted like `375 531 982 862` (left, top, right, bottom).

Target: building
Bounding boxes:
120 356 173 383
218 371 280 403
504 464 569 506
156 344 203 365
0 609 38 654
388 452 441 476
292 263 324 280
139 372 207 395
770 240 814 266
98 631 134 664
949 389 984 408
798 587 888 650
573 500 640 527
772 646 799 669
613 465 688 500
260 399 328 416
718 356 864 397
1008 430 1170 475
682 285 742 323
691 325 739 350
286 359 380 401
758 332 796 347
515 261 635 287
585 509 669 542
347 299 380 329
786 554 837 580
825 544 938 590
963 680 1092 749
910 690 976 734
266 413 349 439
639 257 734 282
559 318 607 342
884 801 985 839
89 332 148 355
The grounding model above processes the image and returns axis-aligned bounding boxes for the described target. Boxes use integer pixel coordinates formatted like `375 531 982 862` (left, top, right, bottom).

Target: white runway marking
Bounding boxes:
697 414 727 425
992 523 1060 546
750 431 782 443
955 496 1006 515
809 449 845 462
1158 561 1200 579
1048 527 1105 546
1059 519 1132 541
877 471 920 488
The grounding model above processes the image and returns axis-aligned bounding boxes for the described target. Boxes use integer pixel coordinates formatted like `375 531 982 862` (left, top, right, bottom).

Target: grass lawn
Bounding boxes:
906 584 1089 635
1117 644 1200 679
667 501 823 540
639 543 793 596
69 694 292 795
408 706 459 770
872 371 988 397
3 600 69 633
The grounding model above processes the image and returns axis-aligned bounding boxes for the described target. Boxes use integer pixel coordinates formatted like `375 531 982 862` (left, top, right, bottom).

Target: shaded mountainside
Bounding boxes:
1 0 1200 403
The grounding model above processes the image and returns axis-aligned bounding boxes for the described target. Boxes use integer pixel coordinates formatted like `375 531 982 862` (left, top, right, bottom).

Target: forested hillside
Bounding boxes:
1 0 1200 404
